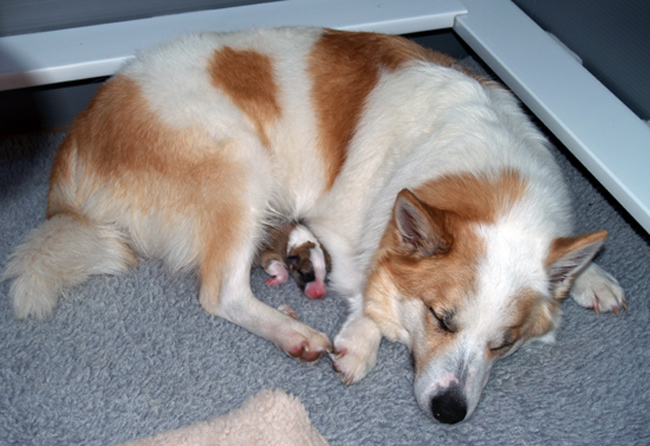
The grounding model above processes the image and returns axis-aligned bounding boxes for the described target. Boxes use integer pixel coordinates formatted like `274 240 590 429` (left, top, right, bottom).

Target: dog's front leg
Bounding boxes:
571 263 626 314
331 298 382 384
204 272 332 361
200 236 331 362
221 294 332 362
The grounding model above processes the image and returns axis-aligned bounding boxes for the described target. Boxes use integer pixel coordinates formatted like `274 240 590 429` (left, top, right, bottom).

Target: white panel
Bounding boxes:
0 0 465 91
455 0 650 234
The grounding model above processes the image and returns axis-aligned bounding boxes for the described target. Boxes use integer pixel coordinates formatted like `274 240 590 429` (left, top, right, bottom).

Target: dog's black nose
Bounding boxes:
430 390 467 424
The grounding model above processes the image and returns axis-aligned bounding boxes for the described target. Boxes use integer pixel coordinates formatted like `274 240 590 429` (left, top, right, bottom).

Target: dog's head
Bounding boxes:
365 175 607 423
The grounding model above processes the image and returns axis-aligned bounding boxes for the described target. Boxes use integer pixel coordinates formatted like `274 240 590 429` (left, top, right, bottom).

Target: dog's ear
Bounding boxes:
393 189 452 257
546 230 608 299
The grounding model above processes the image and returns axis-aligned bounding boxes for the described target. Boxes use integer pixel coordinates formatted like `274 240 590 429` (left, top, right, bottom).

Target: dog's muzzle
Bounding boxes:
430 385 468 424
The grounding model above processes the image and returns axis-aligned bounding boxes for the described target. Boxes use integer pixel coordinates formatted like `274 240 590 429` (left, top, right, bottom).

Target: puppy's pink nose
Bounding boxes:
304 281 326 299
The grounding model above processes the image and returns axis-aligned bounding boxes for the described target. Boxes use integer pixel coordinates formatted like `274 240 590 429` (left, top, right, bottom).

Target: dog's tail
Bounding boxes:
3 213 137 319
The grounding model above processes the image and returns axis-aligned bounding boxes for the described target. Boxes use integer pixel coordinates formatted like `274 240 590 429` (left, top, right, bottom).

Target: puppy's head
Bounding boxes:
287 227 332 299
365 181 606 424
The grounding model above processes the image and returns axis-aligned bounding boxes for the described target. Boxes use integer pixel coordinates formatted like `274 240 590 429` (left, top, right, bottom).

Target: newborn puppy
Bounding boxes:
256 222 331 299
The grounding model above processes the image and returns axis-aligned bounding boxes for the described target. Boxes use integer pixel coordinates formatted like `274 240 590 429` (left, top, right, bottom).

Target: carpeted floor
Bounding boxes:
1 81 649 445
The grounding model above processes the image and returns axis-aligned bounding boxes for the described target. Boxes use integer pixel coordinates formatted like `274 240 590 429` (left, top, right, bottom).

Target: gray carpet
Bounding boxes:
1 117 649 444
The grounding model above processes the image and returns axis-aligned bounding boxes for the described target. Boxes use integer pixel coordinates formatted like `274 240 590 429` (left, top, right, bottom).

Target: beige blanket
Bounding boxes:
119 389 329 446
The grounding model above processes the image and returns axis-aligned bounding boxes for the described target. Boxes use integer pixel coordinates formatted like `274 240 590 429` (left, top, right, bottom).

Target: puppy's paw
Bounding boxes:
571 263 626 314
331 317 381 384
264 260 289 286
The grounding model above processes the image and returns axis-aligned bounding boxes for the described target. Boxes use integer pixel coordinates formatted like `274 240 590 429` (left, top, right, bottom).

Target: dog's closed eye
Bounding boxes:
488 330 518 354
429 307 455 333
489 340 515 353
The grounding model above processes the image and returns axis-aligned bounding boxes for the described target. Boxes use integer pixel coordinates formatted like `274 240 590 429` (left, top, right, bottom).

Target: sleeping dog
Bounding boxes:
4 27 625 423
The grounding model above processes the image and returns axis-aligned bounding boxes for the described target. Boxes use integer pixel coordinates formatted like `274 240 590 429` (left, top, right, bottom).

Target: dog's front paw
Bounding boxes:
286 337 330 362
331 343 377 385
274 310 332 362
331 316 382 385
571 263 626 314
284 329 331 362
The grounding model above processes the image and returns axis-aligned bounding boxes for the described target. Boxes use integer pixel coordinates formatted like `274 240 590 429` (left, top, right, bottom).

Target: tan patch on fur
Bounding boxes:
209 46 281 148
413 170 528 224
256 223 295 269
308 30 495 189
515 289 559 338
486 288 558 360
365 266 412 344
47 75 249 313
48 135 82 218
288 241 316 259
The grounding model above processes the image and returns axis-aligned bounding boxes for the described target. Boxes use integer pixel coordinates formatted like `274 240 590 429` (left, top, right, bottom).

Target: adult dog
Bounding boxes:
4 27 625 423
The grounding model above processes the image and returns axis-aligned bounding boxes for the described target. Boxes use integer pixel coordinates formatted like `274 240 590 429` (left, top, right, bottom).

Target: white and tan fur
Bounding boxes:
3 27 625 421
